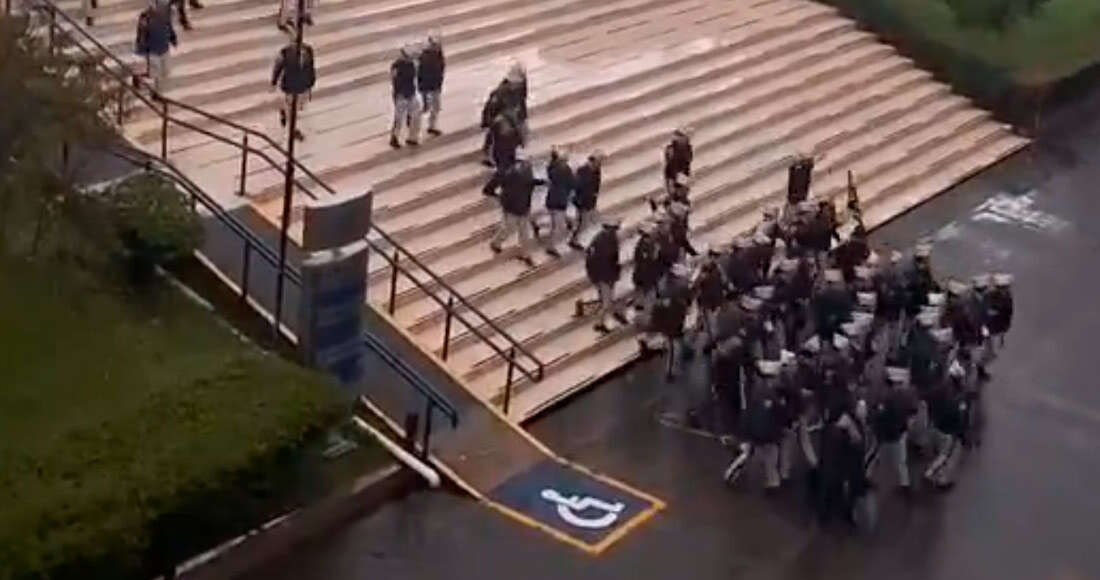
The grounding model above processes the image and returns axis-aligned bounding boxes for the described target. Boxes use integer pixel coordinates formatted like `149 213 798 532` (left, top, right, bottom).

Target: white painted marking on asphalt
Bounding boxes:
970 190 1069 234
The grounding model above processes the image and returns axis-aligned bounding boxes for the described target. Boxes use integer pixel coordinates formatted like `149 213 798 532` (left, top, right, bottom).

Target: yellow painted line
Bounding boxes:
591 503 662 555
481 500 602 555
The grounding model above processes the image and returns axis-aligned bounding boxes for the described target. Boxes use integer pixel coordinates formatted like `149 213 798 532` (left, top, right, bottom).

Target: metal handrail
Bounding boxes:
25 0 547 402
105 145 460 453
362 333 459 428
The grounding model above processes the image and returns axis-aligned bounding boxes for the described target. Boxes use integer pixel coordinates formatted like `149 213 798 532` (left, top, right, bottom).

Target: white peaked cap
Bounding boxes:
972 274 991 288
886 367 910 383
756 359 781 376
753 285 775 300
803 335 821 353
932 327 955 344
670 263 691 278
851 311 874 328
780 349 797 367
866 251 881 266
824 269 843 283
840 322 862 338
740 295 762 311
833 334 851 350
890 250 903 263
914 243 932 258
993 273 1013 286
927 292 946 307
854 266 872 280
856 292 877 308
916 312 937 326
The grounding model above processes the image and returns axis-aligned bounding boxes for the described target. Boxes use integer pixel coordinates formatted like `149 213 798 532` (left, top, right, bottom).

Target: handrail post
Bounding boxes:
240 242 251 303
387 250 399 315
238 133 248 196
421 399 433 460
503 347 516 416
441 296 454 361
160 98 169 160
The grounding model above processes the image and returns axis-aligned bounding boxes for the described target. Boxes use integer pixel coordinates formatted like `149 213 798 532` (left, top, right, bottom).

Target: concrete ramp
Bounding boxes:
359 305 664 555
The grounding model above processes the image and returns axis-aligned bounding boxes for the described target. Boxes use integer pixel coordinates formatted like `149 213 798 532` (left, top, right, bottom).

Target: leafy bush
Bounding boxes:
105 173 204 284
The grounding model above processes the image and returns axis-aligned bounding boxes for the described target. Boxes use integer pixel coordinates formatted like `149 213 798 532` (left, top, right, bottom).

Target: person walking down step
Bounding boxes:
488 154 543 267
271 35 316 142
540 145 575 258
389 45 420 149
481 111 522 196
418 32 445 136
580 219 628 334
135 0 177 93
568 151 605 250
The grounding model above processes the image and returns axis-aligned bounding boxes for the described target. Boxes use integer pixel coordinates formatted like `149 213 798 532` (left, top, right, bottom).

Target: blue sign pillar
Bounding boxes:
297 191 373 385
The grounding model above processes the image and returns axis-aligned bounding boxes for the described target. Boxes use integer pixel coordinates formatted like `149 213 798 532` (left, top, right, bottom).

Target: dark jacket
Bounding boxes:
986 288 1013 334
573 162 601 211
481 86 507 128
490 114 522 156
813 287 853 339
544 154 575 211
663 139 693 179
272 44 316 96
501 79 528 122
498 160 539 216
653 275 691 336
135 5 176 56
585 229 621 284
390 57 416 98
694 262 725 311
417 44 445 92
873 388 916 442
632 233 661 290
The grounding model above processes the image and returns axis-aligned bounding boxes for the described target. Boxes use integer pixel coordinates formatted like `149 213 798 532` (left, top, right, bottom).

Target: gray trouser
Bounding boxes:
570 208 597 244
543 209 567 250
924 431 961 484
392 95 421 141
491 211 532 255
878 433 910 487
147 52 170 91
595 281 621 326
421 91 441 130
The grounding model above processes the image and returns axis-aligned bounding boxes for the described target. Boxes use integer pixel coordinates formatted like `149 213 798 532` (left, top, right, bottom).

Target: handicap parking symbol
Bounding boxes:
488 459 663 553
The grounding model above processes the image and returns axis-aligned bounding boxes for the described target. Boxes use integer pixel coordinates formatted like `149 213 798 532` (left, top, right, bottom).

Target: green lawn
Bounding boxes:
825 0 1100 100
0 254 344 578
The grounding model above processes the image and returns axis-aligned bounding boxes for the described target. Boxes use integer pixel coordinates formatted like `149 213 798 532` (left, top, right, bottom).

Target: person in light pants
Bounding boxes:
417 32 445 136
539 145 574 257
135 0 177 93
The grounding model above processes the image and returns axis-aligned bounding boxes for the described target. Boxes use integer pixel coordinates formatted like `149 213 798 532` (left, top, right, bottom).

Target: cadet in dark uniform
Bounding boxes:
877 250 907 356
271 36 316 142
711 335 749 435
725 360 783 491
987 273 1014 348
568 151 605 250
389 45 420 148
582 219 628 334
924 360 968 489
663 127 694 194
487 154 542 266
667 201 697 258
652 263 693 379
540 145 575 257
480 81 508 164
904 243 940 318
969 274 993 381
481 112 522 193
944 280 981 382
417 32 445 136
632 219 662 314
693 247 726 348
813 269 852 339
871 367 917 490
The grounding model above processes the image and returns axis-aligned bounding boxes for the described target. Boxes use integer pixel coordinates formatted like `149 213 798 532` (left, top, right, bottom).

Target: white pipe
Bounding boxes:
352 417 440 488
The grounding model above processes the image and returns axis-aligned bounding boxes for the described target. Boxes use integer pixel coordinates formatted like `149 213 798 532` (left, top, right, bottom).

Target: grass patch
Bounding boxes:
821 0 1100 115
0 253 350 578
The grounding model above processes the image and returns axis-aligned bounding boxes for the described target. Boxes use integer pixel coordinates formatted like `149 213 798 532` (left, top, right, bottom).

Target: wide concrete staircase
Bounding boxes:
62 0 1028 420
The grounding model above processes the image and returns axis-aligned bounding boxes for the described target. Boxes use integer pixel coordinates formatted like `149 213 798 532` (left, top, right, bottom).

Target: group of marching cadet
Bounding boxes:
621 174 1016 526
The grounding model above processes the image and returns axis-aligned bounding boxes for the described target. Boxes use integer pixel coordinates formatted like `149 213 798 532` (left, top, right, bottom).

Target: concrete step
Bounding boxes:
164 0 834 196
376 56 927 322
431 94 988 383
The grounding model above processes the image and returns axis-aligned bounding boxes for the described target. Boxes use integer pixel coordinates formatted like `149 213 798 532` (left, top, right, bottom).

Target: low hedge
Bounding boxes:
0 254 342 580
818 0 1100 125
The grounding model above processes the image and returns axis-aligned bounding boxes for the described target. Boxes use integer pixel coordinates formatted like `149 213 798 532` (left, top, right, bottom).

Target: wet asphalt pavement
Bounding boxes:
243 91 1100 580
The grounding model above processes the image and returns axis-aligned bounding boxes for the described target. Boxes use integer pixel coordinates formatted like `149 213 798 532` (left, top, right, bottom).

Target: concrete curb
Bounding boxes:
176 463 418 580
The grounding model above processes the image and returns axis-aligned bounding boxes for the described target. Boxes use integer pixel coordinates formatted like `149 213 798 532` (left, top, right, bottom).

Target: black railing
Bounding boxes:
17 0 547 405
107 144 460 451
361 335 458 458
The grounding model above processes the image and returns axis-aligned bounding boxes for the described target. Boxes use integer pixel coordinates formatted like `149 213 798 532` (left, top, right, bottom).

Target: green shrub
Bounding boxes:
105 173 204 284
